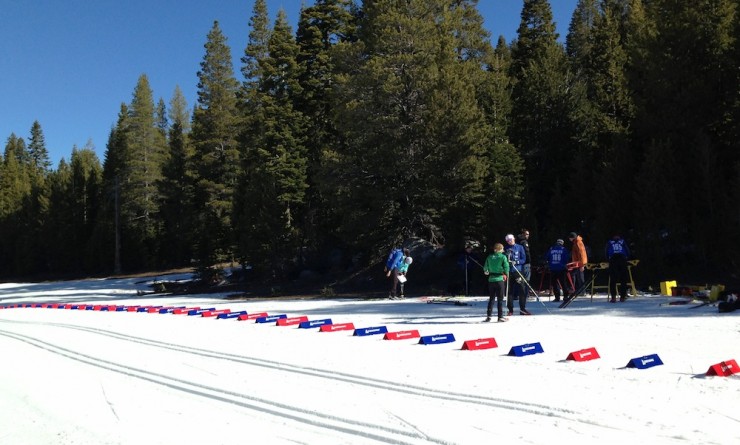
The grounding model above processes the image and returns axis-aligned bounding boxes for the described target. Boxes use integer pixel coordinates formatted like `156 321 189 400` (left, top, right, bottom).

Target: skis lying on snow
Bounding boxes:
659 299 693 306
420 296 471 306
689 300 715 309
558 273 600 308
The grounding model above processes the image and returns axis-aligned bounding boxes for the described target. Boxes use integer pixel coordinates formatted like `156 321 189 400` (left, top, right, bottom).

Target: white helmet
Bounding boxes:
404 256 413 265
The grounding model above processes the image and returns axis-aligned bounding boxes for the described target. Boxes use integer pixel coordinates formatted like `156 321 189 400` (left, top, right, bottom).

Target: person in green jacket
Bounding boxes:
483 243 510 322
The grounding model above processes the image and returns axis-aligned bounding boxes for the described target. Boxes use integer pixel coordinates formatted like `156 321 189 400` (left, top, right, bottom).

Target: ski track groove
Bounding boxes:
0 317 618 438
0 328 438 445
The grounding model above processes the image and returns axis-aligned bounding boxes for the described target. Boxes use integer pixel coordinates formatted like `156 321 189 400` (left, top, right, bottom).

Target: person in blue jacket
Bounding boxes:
385 247 409 299
606 234 631 302
504 234 531 315
547 239 571 302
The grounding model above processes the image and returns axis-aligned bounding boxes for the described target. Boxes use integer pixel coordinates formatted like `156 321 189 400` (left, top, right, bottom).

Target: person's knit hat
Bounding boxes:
556 239 564 245
505 234 515 242
568 232 577 239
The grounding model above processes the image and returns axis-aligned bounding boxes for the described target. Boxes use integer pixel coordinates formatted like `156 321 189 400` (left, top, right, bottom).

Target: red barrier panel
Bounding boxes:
566 347 601 362
201 309 231 317
237 312 268 321
462 338 498 350
172 307 200 315
276 316 309 326
320 323 355 332
706 359 739 376
383 330 421 340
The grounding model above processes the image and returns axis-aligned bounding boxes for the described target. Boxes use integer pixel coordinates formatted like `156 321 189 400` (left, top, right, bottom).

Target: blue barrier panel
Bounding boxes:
187 308 216 316
419 333 456 345
159 307 186 314
626 354 663 369
299 319 333 329
217 311 248 319
508 342 545 357
256 314 288 323
353 326 389 337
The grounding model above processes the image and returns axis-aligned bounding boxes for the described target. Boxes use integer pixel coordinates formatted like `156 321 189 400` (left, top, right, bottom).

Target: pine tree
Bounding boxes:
566 0 599 72
190 21 241 273
98 75 167 271
235 9 308 277
509 0 577 230
294 0 358 261
45 145 103 274
332 0 494 255
100 105 132 273
633 0 737 274
27 120 52 173
126 74 167 267
478 37 526 242
158 86 194 267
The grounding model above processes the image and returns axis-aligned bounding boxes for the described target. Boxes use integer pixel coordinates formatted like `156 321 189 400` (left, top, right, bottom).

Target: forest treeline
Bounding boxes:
1 0 738 285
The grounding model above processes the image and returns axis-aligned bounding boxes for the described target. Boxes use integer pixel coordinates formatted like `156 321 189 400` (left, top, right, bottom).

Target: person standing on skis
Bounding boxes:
505 234 531 315
547 239 571 302
606 233 631 302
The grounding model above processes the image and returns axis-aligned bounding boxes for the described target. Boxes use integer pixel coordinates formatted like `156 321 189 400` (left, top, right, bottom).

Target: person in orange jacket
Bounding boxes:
568 232 588 295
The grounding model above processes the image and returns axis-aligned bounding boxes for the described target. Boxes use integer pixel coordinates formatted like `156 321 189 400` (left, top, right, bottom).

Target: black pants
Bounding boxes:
550 269 569 299
487 281 505 318
570 268 585 295
608 254 629 298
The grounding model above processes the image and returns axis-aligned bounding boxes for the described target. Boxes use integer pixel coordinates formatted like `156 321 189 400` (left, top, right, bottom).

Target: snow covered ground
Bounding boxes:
0 275 738 445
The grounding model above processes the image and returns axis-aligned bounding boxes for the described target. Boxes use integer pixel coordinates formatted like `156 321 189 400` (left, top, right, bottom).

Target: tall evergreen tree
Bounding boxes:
294 0 358 262
190 21 241 272
235 9 308 277
478 37 526 243
100 105 132 273
509 0 578 231
158 86 194 267
126 74 167 267
27 120 52 173
45 145 103 274
98 75 167 271
633 0 737 274
0 134 32 275
332 0 493 256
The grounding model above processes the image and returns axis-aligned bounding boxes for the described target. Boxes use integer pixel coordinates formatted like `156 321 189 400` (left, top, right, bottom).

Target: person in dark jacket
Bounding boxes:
547 239 571 302
457 244 482 296
605 234 631 302
517 228 532 289
505 234 531 315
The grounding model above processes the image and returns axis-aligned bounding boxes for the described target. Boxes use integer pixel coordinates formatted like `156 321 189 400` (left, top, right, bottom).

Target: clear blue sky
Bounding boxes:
1 1 578 166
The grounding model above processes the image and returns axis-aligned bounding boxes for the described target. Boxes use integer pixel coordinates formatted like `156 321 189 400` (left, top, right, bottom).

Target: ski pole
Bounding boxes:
512 264 551 314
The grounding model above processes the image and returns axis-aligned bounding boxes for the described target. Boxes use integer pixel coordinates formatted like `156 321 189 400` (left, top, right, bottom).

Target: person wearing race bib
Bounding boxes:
606 233 631 303
547 239 571 302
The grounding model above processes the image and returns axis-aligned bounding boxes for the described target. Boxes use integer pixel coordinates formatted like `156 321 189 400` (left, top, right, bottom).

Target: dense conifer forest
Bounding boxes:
2 0 738 287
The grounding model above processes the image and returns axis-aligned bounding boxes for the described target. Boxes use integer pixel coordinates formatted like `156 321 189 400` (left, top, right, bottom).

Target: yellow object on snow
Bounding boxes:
660 280 677 296
709 284 725 302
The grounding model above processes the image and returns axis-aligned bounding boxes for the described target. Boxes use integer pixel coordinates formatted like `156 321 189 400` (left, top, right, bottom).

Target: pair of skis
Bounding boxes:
423 296 471 306
558 272 598 308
